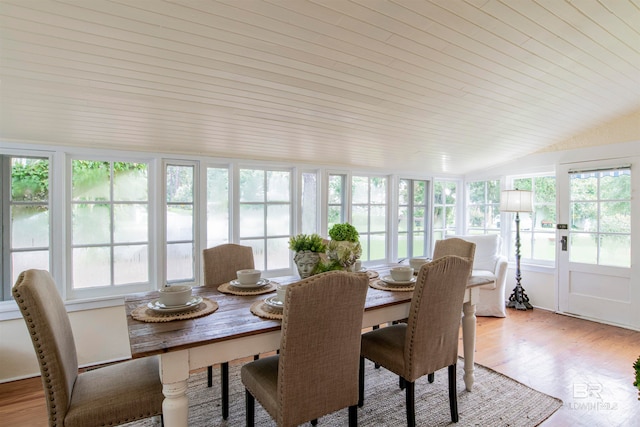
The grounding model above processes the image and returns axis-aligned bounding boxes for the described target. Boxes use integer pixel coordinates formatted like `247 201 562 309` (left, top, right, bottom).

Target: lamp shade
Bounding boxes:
500 190 533 213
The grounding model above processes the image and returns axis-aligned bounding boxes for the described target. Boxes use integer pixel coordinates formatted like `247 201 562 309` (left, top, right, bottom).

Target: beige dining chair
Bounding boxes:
202 243 255 420
432 237 476 272
12 269 164 427
241 270 369 427
358 255 473 427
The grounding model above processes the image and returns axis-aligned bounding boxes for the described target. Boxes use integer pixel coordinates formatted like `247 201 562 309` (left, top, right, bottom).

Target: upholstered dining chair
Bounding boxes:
241 270 369 427
432 237 476 272
12 269 164 427
202 243 255 420
358 255 473 427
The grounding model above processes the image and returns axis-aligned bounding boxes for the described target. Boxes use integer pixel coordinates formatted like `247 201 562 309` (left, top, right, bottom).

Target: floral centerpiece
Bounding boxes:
288 233 327 278
326 223 362 270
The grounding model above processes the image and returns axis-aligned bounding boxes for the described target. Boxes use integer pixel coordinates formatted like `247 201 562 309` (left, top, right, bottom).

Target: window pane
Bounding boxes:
600 171 630 200
487 181 501 203
114 204 148 243
535 177 556 203
433 206 444 228
412 234 426 257
413 208 425 230
166 165 193 203
413 181 425 205
113 163 147 201
398 207 408 232
243 239 265 270
73 247 111 288
207 167 229 247
370 205 386 232
570 234 597 263
398 233 408 259
468 205 484 228
600 234 630 267
328 175 343 204
570 175 597 200
327 206 341 228
267 204 290 235
533 234 556 261
72 204 111 245
11 206 49 248
166 205 193 241
267 171 290 202
12 251 49 285
513 177 532 192
369 234 386 260
72 160 110 201
571 202 597 232
352 176 368 204
399 179 409 205
266 238 289 270
600 201 630 233
352 205 368 231
240 204 264 238
166 243 193 281
11 158 49 201
114 245 148 285
370 177 386 204
444 182 457 204
240 169 264 202
468 181 485 204
301 172 317 234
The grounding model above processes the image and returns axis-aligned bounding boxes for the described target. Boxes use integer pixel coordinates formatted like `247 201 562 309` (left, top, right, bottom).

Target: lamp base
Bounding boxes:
506 284 533 311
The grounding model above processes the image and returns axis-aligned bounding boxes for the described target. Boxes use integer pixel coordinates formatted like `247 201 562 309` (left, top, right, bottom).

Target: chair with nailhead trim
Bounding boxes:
12 269 164 427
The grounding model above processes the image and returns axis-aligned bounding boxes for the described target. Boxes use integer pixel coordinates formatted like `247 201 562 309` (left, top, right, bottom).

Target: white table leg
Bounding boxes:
159 350 190 427
461 300 477 391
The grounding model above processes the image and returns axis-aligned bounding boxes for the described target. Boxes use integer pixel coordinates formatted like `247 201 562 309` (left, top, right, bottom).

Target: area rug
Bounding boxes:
127 359 562 426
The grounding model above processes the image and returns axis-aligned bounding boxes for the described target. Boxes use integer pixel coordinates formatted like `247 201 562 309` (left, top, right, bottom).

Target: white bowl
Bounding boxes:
390 266 414 282
409 258 430 271
158 285 192 306
276 282 290 303
237 269 261 285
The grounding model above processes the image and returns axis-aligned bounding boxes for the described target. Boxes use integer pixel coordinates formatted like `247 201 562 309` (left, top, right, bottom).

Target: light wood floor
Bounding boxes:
1 308 638 426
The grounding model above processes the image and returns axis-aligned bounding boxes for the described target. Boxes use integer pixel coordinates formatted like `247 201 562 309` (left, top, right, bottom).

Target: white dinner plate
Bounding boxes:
230 278 270 289
147 296 203 313
381 275 416 286
264 296 284 310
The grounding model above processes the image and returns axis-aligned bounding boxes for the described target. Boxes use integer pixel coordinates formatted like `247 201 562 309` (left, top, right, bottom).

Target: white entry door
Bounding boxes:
557 159 636 328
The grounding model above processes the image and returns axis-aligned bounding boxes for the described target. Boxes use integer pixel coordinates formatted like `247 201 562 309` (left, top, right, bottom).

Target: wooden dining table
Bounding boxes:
124 265 491 427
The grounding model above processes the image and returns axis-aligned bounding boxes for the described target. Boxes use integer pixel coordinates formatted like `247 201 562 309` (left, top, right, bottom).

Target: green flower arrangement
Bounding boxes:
288 233 327 253
326 223 361 269
328 223 359 242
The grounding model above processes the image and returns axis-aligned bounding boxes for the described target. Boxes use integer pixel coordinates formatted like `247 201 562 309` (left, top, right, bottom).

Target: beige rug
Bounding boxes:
128 359 562 426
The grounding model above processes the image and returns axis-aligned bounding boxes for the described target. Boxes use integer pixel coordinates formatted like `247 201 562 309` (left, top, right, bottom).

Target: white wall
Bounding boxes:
0 306 131 382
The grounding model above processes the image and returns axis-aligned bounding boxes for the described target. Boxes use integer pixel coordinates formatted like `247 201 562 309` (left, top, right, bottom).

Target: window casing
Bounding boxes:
1 155 51 301
398 179 430 259
70 158 150 296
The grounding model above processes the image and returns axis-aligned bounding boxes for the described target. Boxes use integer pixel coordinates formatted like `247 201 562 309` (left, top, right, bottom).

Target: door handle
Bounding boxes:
561 236 567 251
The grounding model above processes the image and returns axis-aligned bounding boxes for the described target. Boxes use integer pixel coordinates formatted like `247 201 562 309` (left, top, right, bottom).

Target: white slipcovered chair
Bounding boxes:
457 234 509 317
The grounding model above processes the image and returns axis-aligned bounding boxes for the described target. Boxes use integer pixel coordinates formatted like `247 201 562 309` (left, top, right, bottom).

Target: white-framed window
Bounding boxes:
1 154 51 301
165 162 195 284
70 158 150 296
238 168 292 271
433 180 458 243
568 168 630 267
351 175 387 262
398 178 430 259
466 179 500 235
508 175 557 265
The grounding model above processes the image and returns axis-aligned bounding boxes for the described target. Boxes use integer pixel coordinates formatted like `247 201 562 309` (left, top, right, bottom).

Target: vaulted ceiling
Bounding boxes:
1 0 639 174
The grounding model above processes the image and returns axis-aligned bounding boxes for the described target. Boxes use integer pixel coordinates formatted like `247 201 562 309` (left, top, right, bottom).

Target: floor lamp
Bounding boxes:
500 189 533 310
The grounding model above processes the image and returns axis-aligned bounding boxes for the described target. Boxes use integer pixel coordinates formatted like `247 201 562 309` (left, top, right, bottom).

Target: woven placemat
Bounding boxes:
217 281 276 296
131 298 219 323
366 270 379 280
249 300 283 320
369 279 414 292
